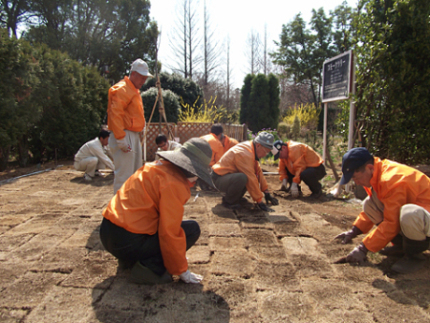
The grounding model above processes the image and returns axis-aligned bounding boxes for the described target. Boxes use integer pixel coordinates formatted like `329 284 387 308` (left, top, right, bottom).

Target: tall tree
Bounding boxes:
239 74 255 125
245 29 261 75
23 0 158 82
352 0 430 163
272 9 336 109
168 0 201 79
201 0 219 89
0 0 30 37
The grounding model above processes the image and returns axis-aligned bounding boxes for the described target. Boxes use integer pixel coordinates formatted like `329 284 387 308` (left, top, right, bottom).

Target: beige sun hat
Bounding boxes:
157 138 214 188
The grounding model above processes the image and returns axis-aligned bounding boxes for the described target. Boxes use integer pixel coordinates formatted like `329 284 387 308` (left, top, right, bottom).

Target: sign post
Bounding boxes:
321 50 355 187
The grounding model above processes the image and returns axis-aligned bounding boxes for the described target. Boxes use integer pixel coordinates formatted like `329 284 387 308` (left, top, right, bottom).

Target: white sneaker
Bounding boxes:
83 173 92 181
95 170 105 177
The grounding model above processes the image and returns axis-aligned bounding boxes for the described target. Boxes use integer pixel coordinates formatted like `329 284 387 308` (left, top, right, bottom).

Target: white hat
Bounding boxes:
130 59 153 77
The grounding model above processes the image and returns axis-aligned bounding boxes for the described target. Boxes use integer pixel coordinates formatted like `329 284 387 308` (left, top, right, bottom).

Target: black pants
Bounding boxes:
391 234 430 255
285 164 326 194
100 217 200 276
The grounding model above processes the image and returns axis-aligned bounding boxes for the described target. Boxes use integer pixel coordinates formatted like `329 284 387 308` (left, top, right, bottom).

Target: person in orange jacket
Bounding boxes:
221 134 239 154
211 131 279 210
107 58 152 194
334 147 430 274
271 140 326 198
200 124 224 166
100 138 214 285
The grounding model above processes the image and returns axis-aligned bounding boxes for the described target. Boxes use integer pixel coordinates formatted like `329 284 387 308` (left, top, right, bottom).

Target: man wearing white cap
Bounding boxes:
107 58 153 194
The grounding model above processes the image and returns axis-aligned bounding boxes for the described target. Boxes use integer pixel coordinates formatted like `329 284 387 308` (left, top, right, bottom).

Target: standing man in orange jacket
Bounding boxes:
271 140 326 198
100 138 214 285
107 58 152 194
335 147 430 274
211 132 279 210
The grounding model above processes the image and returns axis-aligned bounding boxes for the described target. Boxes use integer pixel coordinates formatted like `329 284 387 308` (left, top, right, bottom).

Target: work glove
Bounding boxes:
334 226 362 244
116 138 131 153
280 179 289 191
179 270 203 284
264 192 279 205
290 182 299 198
346 243 368 264
257 202 269 211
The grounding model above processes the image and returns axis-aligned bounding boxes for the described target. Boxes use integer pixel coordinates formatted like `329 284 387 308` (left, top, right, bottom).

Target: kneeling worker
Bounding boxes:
211 132 278 210
154 134 182 160
100 138 214 284
74 130 115 181
335 147 430 274
271 139 326 198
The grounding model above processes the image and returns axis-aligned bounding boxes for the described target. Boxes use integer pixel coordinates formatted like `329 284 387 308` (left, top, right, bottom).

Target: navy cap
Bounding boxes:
340 147 373 185
271 140 286 160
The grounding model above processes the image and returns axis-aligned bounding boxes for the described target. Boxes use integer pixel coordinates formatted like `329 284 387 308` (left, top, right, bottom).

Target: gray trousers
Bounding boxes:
109 130 143 194
363 190 430 254
211 172 248 204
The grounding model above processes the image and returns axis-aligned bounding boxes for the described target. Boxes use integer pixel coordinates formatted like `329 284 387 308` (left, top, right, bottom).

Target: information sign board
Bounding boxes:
322 50 353 103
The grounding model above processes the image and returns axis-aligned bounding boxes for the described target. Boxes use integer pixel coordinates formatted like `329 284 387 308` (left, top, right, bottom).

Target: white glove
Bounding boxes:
290 182 299 198
179 270 203 284
116 138 131 153
282 179 288 190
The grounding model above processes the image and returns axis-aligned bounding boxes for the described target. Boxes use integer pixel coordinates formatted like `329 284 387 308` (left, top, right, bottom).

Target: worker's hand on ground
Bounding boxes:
290 182 299 198
179 270 203 283
258 202 269 211
116 138 131 153
345 243 368 264
334 226 362 244
281 179 289 191
264 192 279 205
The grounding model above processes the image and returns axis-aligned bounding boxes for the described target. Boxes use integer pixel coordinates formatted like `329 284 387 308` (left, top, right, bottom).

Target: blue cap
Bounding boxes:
340 147 373 185
271 140 285 160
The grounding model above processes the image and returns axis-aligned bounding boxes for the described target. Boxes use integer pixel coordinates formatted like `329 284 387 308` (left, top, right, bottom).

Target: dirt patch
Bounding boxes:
0 163 429 322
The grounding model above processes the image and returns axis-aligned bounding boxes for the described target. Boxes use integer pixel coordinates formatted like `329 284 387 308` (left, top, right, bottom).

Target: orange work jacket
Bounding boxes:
212 140 268 203
107 76 146 140
278 141 324 184
353 157 430 252
201 133 224 166
222 135 239 154
102 160 192 275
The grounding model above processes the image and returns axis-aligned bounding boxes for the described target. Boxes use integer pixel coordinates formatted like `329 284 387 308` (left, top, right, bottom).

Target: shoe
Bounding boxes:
118 259 135 270
83 173 92 181
222 197 241 209
391 254 426 274
95 170 105 176
129 262 172 285
379 245 405 257
310 191 323 199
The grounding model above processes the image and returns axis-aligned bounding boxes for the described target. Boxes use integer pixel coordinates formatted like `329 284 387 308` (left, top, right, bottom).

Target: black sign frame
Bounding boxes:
322 50 353 103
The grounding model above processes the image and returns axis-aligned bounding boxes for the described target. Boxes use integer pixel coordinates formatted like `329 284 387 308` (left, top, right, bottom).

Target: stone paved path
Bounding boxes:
0 168 429 322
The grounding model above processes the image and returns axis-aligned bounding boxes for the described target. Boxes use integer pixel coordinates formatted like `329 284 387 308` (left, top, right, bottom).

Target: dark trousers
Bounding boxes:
391 234 430 255
285 164 326 194
100 217 200 276
211 172 248 204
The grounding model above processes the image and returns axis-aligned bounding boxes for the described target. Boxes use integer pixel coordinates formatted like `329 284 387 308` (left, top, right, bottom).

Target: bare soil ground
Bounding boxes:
0 161 429 323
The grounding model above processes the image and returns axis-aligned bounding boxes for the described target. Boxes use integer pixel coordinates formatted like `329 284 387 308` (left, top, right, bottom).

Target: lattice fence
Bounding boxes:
143 122 248 161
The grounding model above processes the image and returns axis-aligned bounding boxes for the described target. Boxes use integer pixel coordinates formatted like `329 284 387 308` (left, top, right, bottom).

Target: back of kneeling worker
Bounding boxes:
100 138 214 284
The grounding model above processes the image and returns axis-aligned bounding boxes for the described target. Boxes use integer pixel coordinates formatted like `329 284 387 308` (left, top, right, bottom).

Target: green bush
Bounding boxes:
142 88 181 123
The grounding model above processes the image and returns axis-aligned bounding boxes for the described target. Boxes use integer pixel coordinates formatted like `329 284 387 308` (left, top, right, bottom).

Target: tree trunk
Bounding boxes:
18 134 29 167
0 146 10 171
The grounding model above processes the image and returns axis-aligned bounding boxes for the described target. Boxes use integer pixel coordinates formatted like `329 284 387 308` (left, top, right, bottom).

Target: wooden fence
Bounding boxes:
143 122 248 161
